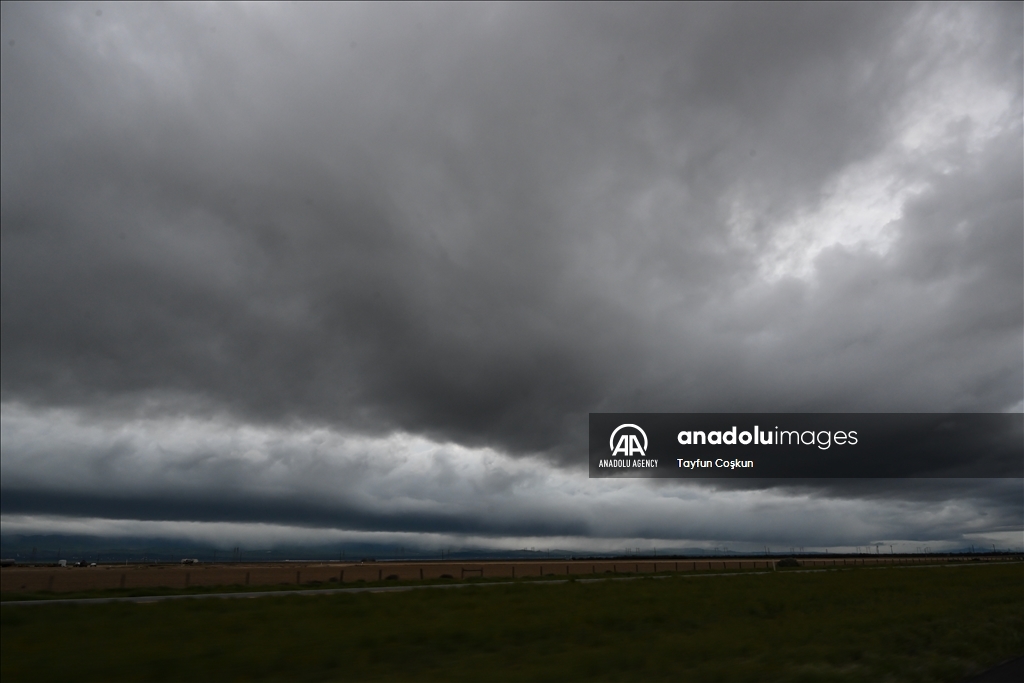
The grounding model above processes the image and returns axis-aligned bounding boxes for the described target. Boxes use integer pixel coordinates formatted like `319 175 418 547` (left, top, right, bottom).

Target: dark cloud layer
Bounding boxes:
1 489 588 538
2 406 1020 547
1 3 1021 546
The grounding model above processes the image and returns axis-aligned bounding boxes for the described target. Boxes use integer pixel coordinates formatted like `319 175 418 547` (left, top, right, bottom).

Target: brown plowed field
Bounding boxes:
1 555 996 594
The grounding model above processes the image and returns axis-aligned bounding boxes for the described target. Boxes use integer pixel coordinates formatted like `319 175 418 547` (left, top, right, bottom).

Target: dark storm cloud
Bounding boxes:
4 3 1018 453
0 489 589 537
1 3 1021 544
2 407 1019 548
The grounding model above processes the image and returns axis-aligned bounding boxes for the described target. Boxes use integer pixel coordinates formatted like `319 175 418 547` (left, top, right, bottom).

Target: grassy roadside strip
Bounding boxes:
3 561 1020 606
0 568 722 604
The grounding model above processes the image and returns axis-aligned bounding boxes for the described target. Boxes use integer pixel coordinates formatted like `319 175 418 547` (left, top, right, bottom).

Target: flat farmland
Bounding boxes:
2 562 1021 682
0 554 980 597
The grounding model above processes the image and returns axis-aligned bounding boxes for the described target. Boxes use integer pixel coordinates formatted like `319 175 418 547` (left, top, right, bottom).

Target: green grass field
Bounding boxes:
2 563 1021 682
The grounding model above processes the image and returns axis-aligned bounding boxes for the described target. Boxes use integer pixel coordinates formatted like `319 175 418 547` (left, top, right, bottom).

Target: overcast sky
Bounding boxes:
2 2 1021 554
